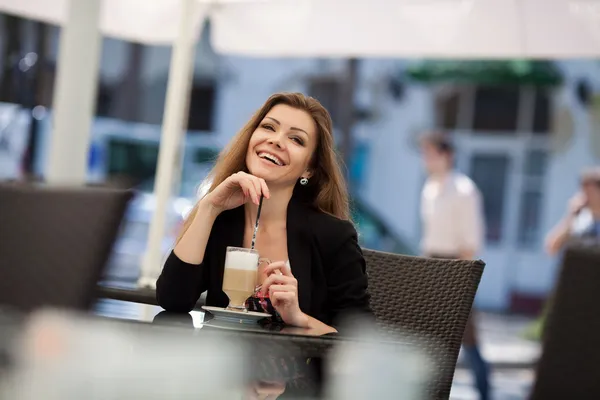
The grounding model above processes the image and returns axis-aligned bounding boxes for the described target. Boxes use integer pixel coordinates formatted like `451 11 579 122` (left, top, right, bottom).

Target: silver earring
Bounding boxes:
300 177 309 186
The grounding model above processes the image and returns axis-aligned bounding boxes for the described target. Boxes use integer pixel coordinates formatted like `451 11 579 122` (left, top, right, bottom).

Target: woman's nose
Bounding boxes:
268 135 284 148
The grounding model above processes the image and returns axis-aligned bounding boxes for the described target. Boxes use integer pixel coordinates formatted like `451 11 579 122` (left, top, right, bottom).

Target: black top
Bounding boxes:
156 197 372 327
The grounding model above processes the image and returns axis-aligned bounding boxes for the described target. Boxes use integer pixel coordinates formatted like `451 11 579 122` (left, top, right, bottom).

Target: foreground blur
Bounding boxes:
0 309 431 400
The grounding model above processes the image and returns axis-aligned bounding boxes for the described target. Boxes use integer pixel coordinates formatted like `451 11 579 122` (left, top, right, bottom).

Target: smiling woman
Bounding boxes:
202 92 350 220
156 92 372 333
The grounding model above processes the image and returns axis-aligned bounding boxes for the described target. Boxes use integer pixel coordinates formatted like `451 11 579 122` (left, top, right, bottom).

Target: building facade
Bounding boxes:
3 16 600 311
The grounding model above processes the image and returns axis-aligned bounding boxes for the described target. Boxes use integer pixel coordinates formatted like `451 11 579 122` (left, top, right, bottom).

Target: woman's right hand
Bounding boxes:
203 172 270 213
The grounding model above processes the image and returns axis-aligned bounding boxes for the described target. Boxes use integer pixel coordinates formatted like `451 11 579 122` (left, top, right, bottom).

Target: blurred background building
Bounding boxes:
1 14 599 314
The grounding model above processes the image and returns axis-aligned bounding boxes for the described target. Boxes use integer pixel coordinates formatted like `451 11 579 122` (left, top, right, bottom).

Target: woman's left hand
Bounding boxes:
260 261 308 328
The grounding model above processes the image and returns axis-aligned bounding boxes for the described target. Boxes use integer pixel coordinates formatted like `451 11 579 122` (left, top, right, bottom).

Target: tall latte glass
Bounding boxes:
222 247 259 312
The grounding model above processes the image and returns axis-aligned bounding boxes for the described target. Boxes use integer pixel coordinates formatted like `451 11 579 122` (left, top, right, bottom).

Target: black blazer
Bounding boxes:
156 197 372 327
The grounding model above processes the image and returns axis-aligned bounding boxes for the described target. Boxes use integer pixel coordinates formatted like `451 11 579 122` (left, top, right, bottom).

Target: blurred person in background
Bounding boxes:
524 167 600 342
419 131 490 400
156 92 371 333
545 166 600 254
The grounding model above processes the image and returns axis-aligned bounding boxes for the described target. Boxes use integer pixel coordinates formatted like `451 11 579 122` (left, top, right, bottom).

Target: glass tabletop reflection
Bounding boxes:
1 302 424 400
94 299 340 338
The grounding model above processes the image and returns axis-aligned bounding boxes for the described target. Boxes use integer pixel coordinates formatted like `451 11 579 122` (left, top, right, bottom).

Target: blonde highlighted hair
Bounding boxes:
178 92 350 242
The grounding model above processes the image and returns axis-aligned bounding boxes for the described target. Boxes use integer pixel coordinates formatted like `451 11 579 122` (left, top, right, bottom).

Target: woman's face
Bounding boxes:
246 104 318 188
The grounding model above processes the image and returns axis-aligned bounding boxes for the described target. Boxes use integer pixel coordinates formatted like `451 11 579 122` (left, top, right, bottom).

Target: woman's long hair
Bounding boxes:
178 92 350 242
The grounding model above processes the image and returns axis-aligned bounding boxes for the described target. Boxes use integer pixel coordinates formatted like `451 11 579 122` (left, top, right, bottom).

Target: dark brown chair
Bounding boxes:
529 243 600 400
0 183 132 312
362 249 485 400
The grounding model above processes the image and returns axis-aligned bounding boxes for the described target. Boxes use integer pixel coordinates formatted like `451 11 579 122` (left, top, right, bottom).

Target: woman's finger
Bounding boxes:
260 276 295 295
240 178 260 204
261 275 294 292
263 261 286 276
263 261 292 277
228 171 246 185
270 291 295 305
263 273 296 288
258 178 270 199
268 284 296 294
228 172 269 203
249 176 263 201
269 285 297 307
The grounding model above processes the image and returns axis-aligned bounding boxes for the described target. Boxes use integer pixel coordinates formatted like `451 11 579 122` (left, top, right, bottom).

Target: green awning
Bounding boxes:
406 60 563 86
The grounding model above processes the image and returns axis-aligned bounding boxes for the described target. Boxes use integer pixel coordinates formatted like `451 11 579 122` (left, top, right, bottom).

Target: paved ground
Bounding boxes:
452 312 539 400
460 312 539 368
451 368 535 400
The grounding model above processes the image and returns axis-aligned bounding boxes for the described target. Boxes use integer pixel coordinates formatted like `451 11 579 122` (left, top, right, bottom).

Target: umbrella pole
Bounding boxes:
46 0 102 183
338 58 358 187
138 0 200 289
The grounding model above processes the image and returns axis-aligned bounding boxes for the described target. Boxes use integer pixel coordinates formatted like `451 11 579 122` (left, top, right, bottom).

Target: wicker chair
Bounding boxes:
529 243 600 400
362 249 485 400
0 184 132 312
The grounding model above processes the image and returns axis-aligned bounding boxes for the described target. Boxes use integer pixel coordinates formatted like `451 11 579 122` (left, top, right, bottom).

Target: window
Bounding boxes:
187 82 216 132
193 147 219 164
436 90 460 130
532 89 551 133
469 154 510 243
96 82 115 117
107 139 159 185
97 78 216 131
524 148 547 176
435 85 552 134
308 77 341 124
517 191 543 246
473 86 519 132
518 149 547 247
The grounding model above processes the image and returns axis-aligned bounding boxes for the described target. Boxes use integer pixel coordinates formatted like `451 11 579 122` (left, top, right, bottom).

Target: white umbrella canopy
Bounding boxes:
0 0 205 44
211 0 600 58
2 0 600 56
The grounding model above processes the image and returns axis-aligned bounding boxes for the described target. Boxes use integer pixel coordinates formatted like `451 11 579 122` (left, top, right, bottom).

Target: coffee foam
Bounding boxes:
224 250 259 271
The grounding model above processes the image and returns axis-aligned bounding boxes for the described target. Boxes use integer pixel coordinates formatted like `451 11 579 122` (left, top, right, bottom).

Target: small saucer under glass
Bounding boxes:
201 306 271 324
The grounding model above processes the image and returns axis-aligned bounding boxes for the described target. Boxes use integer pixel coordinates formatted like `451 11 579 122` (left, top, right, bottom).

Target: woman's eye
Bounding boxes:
262 124 275 131
291 137 304 145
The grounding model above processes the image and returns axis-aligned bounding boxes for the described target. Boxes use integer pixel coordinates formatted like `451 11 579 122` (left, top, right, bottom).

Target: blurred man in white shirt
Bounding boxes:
419 131 490 400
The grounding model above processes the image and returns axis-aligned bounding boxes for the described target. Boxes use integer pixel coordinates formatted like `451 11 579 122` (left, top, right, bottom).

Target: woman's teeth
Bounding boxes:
258 152 283 166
